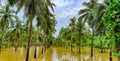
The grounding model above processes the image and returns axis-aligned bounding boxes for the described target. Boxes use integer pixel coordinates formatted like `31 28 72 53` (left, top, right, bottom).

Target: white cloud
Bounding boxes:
55 6 83 19
0 0 6 6
51 0 87 19
98 0 103 3
51 0 74 8
57 9 75 18
52 0 90 37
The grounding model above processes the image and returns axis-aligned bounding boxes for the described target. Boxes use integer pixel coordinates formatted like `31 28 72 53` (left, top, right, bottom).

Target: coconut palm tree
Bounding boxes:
58 27 70 47
8 0 55 61
0 4 16 50
76 18 86 53
78 0 107 57
78 0 97 57
33 17 41 58
68 17 76 51
10 18 27 51
42 16 56 51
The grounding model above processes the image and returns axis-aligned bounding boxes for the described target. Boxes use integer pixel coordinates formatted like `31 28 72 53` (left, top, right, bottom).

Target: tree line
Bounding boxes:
0 0 120 61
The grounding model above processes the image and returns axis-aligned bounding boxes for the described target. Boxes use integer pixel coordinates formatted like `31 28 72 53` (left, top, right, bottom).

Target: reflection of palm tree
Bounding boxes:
0 4 16 50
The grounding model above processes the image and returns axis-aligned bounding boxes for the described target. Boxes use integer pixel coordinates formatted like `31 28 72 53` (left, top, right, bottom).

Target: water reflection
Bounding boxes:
0 47 116 61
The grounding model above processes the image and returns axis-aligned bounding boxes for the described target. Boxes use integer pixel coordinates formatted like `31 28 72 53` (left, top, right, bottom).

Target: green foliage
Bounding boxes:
103 0 120 32
83 40 91 46
54 37 72 47
103 0 120 58
82 36 110 49
1 40 11 48
94 36 109 48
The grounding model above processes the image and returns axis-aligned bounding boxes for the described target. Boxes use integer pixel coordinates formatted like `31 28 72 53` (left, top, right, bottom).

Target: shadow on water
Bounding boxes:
0 46 117 61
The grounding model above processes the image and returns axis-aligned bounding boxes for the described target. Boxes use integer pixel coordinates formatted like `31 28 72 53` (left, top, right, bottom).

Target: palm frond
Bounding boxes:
78 8 91 15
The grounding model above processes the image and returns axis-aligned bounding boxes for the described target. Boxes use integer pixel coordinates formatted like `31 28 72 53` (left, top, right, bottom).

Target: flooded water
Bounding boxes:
0 46 117 61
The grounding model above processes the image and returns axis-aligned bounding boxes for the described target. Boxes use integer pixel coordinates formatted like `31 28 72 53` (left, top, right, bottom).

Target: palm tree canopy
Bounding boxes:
0 4 16 30
8 0 55 21
78 0 107 35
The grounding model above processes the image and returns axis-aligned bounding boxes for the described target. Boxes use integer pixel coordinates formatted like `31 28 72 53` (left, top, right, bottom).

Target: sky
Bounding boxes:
1 0 91 37
51 0 89 37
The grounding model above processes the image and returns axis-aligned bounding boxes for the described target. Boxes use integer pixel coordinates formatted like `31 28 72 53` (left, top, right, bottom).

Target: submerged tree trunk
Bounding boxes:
109 48 112 61
79 38 81 53
100 35 103 53
26 20 32 61
41 46 43 54
0 41 1 51
15 45 18 52
0 33 2 51
34 26 39 58
34 46 37 58
109 38 112 61
79 29 81 53
15 41 18 52
15 40 18 52
79 45 80 53
26 46 30 61
44 35 49 53
71 44 72 51
91 30 94 57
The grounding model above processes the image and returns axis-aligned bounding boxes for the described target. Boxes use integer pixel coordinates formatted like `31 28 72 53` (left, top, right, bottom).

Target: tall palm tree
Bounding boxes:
68 17 76 51
8 0 55 61
42 16 56 51
78 0 106 57
34 17 41 58
76 18 85 53
78 0 97 57
0 4 16 50
10 18 27 51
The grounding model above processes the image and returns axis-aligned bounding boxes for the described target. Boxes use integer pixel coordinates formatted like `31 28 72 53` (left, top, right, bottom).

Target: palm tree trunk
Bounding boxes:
15 39 18 52
79 28 81 53
109 39 112 61
0 40 1 51
44 35 48 52
34 26 39 58
0 28 4 51
109 48 112 61
79 45 80 53
41 46 43 54
34 46 37 58
79 37 81 53
91 30 94 57
0 33 3 51
26 46 30 61
100 35 103 53
71 44 72 51
26 20 32 61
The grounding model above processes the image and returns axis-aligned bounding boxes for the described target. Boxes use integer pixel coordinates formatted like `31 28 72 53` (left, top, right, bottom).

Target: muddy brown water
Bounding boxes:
0 46 117 61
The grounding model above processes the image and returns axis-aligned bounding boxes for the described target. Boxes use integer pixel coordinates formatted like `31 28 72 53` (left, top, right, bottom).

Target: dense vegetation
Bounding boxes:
0 0 120 61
